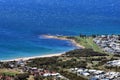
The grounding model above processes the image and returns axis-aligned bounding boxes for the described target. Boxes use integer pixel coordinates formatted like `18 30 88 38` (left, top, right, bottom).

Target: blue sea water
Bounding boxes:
0 0 120 60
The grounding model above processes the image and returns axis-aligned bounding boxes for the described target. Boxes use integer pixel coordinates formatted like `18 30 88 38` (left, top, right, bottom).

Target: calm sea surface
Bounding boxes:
0 0 120 60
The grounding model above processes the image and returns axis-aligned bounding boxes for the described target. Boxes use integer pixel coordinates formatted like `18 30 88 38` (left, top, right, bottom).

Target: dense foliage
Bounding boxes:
65 49 108 57
59 70 87 80
14 73 29 80
27 56 87 69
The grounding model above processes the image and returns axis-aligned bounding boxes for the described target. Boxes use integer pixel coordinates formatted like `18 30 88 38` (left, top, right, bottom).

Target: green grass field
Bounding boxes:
0 68 22 76
74 36 103 53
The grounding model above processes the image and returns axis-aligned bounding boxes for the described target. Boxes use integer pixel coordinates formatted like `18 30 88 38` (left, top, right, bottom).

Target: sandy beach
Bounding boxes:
1 35 84 62
1 52 64 62
41 34 85 49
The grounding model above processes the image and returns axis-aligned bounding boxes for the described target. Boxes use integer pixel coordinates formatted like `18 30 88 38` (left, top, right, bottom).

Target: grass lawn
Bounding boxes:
50 35 103 53
74 36 103 53
0 68 21 76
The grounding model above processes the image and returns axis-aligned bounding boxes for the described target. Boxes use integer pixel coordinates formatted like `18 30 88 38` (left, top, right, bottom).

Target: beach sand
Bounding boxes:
1 35 84 62
41 34 85 49
1 52 64 62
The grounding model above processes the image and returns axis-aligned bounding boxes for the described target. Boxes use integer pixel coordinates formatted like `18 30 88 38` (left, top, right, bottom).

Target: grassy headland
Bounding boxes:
66 36 103 53
42 34 103 52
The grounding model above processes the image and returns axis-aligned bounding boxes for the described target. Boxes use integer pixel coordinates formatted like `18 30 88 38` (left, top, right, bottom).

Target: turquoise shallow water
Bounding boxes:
0 0 120 60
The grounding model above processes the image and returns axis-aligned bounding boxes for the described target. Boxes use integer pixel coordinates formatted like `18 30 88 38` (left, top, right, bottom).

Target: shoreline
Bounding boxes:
41 34 85 49
1 35 84 62
1 52 65 62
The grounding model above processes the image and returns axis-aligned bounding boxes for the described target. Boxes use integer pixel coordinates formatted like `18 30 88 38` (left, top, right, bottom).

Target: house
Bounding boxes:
43 73 51 77
51 73 60 76
70 68 120 80
94 70 104 75
93 35 120 54
88 69 97 73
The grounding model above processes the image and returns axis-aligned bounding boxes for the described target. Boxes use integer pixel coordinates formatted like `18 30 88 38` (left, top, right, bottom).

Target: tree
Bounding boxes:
14 73 29 80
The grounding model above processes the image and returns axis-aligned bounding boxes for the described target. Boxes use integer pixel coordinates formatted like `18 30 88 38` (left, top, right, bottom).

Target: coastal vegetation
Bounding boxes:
59 70 87 80
0 35 119 80
64 49 108 57
0 69 19 76
66 36 103 53
25 48 118 80
0 48 119 80
42 34 104 53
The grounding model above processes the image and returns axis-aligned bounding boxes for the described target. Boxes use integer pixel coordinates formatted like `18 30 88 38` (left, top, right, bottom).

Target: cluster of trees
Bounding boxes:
79 34 99 38
27 56 59 71
0 73 29 80
27 56 87 79
34 76 60 80
0 61 16 69
14 73 29 80
114 54 120 57
65 49 108 57
27 55 87 70
59 70 87 80
0 62 9 68
90 57 107 61
0 73 14 80
57 59 87 68
105 66 120 72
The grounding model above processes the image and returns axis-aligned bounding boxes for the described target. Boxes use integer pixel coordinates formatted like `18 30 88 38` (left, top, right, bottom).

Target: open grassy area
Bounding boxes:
45 35 103 53
73 36 103 53
0 68 21 76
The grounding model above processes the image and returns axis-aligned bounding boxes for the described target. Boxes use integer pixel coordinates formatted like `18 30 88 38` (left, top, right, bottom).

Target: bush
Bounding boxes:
65 49 108 57
14 73 29 80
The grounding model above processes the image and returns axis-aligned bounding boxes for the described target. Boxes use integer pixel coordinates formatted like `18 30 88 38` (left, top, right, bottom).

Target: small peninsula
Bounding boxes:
41 34 85 49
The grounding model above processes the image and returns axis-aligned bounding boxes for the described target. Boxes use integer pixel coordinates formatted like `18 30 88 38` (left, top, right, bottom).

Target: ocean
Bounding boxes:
0 0 120 60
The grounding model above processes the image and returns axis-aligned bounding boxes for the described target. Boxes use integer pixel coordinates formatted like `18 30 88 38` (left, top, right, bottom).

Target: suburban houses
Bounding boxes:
93 35 120 54
69 68 120 80
106 60 120 67
0 59 68 80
